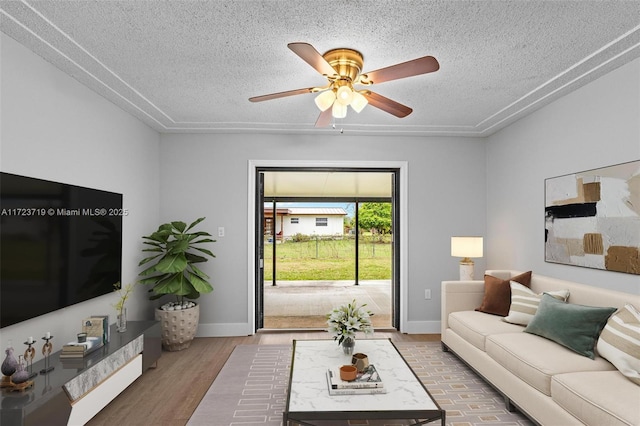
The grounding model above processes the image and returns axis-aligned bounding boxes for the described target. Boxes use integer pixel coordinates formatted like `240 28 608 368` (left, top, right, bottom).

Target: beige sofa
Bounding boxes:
441 270 640 425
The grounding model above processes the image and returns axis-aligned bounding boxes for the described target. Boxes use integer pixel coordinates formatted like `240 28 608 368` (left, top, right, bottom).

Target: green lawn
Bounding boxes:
263 237 392 281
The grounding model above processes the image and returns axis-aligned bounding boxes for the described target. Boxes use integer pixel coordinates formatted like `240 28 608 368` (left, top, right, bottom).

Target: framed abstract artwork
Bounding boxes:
545 160 640 275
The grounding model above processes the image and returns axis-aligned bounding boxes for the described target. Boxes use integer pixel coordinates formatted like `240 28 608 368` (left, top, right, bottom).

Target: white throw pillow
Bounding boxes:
597 304 640 386
503 281 569 326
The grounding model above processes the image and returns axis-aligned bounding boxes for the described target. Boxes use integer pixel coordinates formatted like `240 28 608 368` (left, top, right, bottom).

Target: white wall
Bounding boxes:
5 30 636 342
0 34 160 359
159 134 487 334
487 58 640 294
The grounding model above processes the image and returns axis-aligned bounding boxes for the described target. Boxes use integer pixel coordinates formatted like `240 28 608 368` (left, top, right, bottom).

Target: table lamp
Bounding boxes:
451 236 483 280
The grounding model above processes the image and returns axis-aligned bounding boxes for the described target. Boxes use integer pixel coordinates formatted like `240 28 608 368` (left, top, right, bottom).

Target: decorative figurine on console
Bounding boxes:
12 356 30 384
23 337 38 380
40 333 54 374
1 345 18 388
1 344 35 391
9 355 34 391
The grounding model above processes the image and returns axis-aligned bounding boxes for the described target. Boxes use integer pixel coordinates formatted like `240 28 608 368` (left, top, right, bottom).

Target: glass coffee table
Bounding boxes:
284 339 445 425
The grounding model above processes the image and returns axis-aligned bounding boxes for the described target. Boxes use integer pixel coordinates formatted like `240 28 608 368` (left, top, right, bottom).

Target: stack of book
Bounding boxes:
59 337 104 359
326 364 386 395
82 315 110 344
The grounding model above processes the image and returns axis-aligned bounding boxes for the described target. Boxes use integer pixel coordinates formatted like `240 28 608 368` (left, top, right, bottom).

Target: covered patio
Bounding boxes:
263 279 393 329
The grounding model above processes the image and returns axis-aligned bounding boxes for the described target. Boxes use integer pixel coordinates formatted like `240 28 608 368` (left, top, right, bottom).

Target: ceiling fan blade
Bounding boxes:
288 42 337 77
314 108 333 128
249 88 313 102
361 91 413 118
360 56 439 85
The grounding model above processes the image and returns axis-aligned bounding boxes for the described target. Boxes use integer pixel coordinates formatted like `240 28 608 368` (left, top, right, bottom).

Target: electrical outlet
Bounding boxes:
424 289 431 300
218 227 225 237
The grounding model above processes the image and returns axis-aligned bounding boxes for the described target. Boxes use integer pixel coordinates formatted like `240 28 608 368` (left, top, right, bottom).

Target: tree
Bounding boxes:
358 203 392 235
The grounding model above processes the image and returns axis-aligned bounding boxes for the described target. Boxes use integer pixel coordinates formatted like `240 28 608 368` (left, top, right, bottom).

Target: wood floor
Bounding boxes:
87 330 439 426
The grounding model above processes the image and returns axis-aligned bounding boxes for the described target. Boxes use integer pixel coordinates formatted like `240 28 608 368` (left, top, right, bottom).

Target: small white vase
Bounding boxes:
117 308 127 332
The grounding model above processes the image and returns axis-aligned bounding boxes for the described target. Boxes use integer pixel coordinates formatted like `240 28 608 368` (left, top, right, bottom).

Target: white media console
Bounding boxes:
0 321 161 425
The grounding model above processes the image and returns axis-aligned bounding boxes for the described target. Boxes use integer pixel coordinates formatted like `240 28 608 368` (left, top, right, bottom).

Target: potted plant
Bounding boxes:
326 299 374 354
139 217 216 351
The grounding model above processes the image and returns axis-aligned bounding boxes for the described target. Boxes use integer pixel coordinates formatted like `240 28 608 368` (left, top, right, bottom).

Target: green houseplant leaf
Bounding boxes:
155 253 188 273
138 217 216 304
188 272 213 294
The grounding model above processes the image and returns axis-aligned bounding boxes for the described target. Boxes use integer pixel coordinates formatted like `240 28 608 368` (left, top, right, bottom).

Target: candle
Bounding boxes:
45 332 50 339
28 336 34 344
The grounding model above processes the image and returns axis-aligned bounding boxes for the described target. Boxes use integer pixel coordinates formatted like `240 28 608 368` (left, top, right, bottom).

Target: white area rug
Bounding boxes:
187 342 533 426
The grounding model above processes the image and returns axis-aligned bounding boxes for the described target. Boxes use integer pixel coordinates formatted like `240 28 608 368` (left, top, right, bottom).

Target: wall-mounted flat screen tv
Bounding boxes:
0 172 123 328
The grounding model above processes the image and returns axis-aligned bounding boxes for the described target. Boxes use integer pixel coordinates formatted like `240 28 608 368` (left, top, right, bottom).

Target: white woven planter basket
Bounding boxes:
155 304 199 351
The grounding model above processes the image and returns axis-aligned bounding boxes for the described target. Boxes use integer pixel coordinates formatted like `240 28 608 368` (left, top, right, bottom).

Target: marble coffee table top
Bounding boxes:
285 338 443 422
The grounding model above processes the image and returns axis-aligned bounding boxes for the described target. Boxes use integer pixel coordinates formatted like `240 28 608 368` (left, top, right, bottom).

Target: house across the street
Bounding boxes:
264 207 347 240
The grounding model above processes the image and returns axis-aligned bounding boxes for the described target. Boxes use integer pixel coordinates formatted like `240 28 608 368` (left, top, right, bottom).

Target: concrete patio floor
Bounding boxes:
262 280 393 329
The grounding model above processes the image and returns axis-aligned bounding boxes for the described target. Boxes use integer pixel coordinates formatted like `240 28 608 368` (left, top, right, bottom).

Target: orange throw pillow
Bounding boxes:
475 271 532 316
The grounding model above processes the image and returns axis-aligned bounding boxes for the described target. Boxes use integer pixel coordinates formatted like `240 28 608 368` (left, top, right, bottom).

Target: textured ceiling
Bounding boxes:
1 1 639 137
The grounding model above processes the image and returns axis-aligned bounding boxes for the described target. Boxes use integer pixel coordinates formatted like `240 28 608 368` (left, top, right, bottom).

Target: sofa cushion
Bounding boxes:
475 271 532 316
597 304 640 385
503 281 570 326
486 332 616 396
524 294 616 359
448 311 524 351
552 371 640 426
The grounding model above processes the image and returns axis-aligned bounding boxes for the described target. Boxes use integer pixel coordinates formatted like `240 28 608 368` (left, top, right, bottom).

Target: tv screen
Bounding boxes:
0 172 123 328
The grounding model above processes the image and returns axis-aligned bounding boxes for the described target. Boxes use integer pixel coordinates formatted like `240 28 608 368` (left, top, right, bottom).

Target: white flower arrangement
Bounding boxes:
326 299 374 345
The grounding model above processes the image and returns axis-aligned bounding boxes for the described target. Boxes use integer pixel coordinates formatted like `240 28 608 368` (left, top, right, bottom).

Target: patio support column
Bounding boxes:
355 200 359 285
272 199 277 286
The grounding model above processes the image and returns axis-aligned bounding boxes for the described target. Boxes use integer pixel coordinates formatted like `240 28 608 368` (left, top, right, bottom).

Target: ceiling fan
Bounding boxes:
249 42 440 127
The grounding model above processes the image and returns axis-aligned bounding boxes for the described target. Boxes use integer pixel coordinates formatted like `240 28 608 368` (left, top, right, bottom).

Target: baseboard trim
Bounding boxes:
197 322 253 337
196 321 442 336
403 320 441 334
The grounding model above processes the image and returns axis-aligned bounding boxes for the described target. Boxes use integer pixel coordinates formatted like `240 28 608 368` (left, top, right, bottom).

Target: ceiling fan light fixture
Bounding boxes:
335 85 354 106
250 43 440 126
350 91 368 113
314 90 336 111
332 101 347 118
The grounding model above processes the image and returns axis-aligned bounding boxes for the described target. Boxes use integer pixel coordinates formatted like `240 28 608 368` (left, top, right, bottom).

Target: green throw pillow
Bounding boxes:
524 294 616 359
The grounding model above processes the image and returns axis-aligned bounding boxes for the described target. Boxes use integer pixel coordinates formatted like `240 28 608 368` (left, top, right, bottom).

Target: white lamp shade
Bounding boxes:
314 90 336 112
335 85 354 106
332 101 347 118
350 91 368 113
451 237 483 258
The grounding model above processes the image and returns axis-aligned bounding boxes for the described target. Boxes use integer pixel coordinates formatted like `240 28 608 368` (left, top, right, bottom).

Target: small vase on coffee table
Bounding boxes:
342 337 355 355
